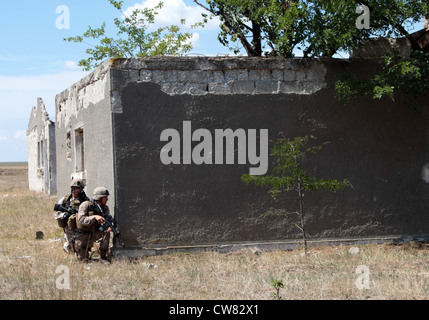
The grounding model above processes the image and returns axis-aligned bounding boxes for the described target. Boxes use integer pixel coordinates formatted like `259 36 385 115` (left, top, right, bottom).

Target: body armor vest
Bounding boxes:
65 193 89 231
65 192 88 209
76 200 101 233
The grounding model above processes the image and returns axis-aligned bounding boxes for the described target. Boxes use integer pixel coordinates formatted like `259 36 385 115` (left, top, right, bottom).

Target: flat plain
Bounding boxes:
0 165 428 300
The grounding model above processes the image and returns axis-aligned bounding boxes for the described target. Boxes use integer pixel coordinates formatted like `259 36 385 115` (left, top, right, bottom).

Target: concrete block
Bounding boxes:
255 81 278 94
278 81 304 94
188 71 210 83
259 70 272 81
140 70 152 82
212 71 225 82
208 81 233 94
271 70 284 81
187 83 209 95
283 70 296 81
225 69 249 81
248 70 261 80
163 70 179 82
232 80 255 93
151 70 165 82
161 83 188 95
296 71 309 81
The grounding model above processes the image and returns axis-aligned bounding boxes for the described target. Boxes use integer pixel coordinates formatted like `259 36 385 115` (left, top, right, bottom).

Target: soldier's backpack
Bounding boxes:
54 195 77 229
54 211 68 228
67 212 77 230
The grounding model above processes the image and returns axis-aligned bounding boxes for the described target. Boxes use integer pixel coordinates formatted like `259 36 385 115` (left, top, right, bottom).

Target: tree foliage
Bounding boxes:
195 0 429 103
336 49 429 107
65 0 194 71
334 1 429 105
241 135 351 255
195 0 427 57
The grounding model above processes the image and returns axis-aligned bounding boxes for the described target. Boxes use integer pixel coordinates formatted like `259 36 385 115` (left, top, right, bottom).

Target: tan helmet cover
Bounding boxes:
71 178 85 188
93 187 110 200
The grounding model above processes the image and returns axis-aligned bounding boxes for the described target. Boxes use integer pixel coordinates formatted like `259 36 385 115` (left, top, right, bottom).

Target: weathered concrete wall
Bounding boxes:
350 27 429 58
107 57 429 252
27 98 56 195
55 62 115 206
51 56 429 255
350 38 412 58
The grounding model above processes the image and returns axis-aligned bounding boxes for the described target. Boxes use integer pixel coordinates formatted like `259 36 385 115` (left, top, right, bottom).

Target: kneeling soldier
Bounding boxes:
54 178 89 253
74 187 111 262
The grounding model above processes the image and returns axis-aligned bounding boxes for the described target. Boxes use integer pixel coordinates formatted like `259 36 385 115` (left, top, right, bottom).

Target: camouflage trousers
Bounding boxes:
73 229 110 261
63 227 74 253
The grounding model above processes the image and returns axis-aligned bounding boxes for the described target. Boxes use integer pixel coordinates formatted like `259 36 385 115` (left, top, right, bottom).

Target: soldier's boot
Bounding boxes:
63 241 72 254
75 248 90 262
99 250 111 264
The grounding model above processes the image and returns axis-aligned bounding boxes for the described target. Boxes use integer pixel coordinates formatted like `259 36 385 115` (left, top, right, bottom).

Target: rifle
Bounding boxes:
94 203 126 248
54 204 77 219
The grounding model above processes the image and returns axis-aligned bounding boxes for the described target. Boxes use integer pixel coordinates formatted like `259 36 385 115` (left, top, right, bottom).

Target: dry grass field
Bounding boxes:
0 164 428 300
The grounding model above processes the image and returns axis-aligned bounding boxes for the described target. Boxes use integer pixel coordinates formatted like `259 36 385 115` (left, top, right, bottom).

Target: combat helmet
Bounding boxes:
70 178 85 189
93 187 110 200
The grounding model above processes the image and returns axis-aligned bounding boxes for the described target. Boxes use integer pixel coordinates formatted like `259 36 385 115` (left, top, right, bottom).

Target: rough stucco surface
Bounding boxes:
109 57 327 106
55 63 115 207
27 98 56 195
107 57 429 249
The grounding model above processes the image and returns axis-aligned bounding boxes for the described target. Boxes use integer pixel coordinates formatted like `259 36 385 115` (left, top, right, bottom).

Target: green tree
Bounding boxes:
335 0 429 106
65 0 195 71
194 0 314 57
195 0 427 57
335 47 429 107
269 276 284 300
195 0 429 103
241 135 351 255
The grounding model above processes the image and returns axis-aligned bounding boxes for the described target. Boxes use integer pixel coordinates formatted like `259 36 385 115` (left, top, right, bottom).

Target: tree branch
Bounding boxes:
194 0 261 56
357 0 421 51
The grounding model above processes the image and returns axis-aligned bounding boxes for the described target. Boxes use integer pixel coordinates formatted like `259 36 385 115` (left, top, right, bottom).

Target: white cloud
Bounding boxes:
121 0 222 55
123 0 220 31
64 60 81 71
14 130 27 141
0 69 89 161
0 69 89 121
187 32 200 50
0 55 22 62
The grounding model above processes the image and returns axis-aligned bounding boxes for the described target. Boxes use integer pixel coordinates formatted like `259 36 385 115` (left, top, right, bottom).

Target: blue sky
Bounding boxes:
0 0 227 162
0 1 425 162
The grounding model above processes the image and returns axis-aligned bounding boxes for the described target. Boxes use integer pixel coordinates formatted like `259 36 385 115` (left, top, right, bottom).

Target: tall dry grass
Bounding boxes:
0 166 428 300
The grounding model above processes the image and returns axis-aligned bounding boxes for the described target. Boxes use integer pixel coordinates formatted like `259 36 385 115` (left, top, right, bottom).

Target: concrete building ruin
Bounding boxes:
27 35 429 256
49 55 429 257
27 98 57 195
351 22 429 58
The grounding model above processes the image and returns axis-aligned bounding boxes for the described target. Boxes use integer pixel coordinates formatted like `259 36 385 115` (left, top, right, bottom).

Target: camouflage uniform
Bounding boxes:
74 187 111 262
54 179 89 253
